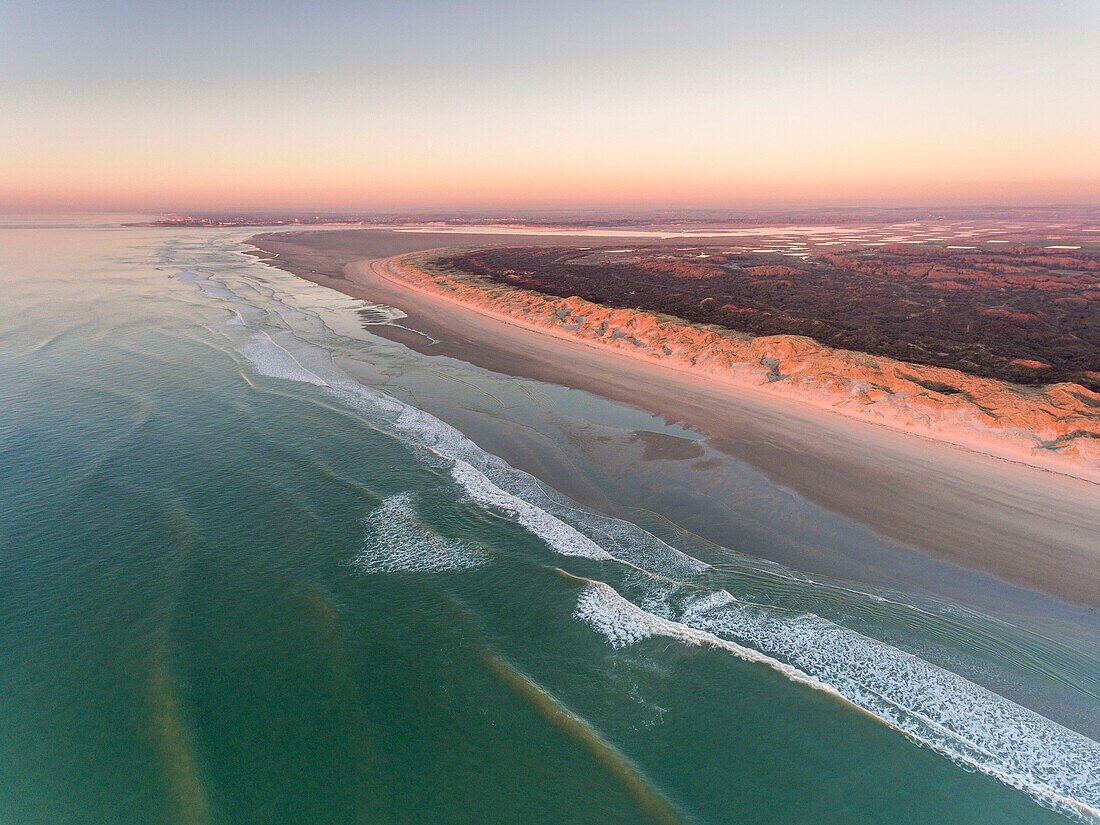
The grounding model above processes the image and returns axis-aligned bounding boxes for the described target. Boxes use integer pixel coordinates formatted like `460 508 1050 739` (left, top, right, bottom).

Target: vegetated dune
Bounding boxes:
391 253 1100 477
444 244 1100 389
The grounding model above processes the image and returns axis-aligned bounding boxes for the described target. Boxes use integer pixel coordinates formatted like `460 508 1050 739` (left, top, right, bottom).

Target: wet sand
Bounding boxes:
247 229 1100 607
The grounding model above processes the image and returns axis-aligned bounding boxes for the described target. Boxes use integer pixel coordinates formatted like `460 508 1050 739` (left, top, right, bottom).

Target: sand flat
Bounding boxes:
247 229 1100 607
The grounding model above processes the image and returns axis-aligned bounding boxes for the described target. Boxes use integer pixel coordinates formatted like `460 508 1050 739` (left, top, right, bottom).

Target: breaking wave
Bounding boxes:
357 302 407 325
357 492 486 573
449 459 611 560
238 331 327 386
576 580 1100 823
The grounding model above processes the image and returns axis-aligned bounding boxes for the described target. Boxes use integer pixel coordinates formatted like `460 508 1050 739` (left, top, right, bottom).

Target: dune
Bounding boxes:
380 252 1099 479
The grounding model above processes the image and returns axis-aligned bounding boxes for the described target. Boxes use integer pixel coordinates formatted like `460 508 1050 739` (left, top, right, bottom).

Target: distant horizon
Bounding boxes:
4 200 1100 218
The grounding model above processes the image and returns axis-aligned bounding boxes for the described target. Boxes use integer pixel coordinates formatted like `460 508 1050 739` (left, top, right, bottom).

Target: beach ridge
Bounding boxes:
378 251 1100 485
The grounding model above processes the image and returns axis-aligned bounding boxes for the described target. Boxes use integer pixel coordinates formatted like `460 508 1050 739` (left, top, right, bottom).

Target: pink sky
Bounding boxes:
3 1 1098 210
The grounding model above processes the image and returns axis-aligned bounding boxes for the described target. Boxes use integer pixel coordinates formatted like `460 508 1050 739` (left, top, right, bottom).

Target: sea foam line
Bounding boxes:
575 581 840 694
450 459 612 560
238 330 328 386
578 581 1100 823
357 492 486 573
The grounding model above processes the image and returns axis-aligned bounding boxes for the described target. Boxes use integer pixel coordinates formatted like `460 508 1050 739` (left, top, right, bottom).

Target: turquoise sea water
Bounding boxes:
1 218 1098 824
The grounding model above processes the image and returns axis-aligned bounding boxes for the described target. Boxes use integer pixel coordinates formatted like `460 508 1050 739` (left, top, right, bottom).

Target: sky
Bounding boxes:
2 0 1098 211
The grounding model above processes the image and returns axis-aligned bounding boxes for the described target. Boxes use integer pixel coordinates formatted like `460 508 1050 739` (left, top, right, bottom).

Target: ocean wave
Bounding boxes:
356 301 407 325
578 580 1100 823
237 331 328 386
172 269 202 284
389 404 706 577
357 492 486 573
450 459 612 560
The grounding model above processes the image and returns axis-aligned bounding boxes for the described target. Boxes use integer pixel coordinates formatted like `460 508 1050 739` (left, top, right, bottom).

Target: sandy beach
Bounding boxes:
248 229 1100 607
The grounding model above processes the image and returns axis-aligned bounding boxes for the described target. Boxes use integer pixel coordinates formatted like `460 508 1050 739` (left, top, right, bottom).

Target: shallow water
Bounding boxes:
0 219 1097 824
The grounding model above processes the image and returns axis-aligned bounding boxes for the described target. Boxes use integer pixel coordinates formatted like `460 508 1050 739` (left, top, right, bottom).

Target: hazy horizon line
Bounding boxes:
4 199 1099 217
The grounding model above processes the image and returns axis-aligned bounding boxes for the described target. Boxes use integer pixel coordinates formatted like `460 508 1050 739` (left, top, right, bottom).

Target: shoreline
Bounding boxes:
245 229 1100 607
384 252 1100 485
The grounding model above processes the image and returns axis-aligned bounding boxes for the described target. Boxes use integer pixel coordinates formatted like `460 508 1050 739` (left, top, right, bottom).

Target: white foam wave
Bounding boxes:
578 581 1100 823
451 460 611 559
357 492 486 573
357 301 408 324
237 331 328 386
388 404 705 576
574 582 836 695
686 594 1100 819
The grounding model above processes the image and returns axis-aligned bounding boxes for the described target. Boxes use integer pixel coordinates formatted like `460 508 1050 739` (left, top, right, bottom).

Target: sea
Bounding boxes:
1 216 1097 824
